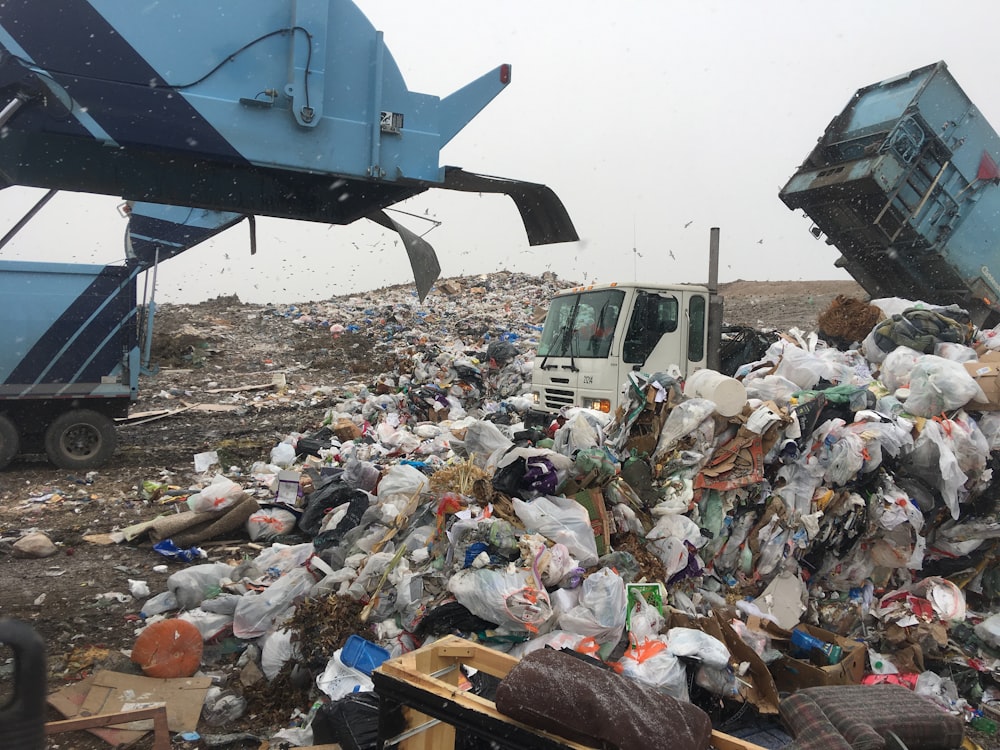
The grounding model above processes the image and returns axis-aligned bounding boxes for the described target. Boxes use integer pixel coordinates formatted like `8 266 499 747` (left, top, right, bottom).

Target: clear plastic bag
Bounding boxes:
665 627 730 669
233 566 316 639
903 355 986 417
557 567 627 645
743 374 802 404
167 562 235 610
514 496 598 567
770 341 827 389
879 346 922 392
447 567 553 631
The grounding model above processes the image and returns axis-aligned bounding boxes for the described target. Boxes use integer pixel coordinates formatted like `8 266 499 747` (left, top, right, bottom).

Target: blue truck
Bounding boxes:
780 61 1000 327
0 260 140 469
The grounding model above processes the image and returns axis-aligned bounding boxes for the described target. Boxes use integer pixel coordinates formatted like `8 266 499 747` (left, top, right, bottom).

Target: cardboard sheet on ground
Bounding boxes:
48 669 211 744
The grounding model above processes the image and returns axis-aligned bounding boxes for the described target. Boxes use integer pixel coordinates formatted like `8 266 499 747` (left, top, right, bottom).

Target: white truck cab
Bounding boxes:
526 229 725 426
528 281 711 421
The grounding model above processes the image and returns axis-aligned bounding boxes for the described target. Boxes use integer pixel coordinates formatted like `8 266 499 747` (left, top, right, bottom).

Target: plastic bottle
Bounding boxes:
790 627 842 665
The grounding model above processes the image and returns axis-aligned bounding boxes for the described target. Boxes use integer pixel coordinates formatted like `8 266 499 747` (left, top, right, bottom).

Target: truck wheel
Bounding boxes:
44 409 117 470
0 415 20 469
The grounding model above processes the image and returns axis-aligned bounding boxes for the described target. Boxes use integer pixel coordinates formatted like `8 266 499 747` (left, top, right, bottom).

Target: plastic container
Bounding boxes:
790 627 842 665
339 635 390 676
683 369 747 417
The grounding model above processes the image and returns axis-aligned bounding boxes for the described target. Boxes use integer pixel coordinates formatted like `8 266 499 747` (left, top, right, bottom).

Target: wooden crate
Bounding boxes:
372 635 768 750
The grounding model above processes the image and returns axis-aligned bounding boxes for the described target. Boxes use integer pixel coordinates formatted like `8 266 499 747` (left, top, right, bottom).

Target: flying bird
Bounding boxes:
684 221 693 228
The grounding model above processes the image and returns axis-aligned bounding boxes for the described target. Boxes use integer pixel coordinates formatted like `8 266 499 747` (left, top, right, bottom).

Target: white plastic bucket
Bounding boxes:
683 369 747 417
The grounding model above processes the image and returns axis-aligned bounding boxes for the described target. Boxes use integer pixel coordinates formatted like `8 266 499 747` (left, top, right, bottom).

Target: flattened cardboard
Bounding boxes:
47 675 146 747
712 611 780 715
48 669 211 738
668 609 780 715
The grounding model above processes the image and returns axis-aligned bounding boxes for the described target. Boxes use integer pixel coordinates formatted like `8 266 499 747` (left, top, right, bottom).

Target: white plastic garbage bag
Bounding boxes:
187 474 244 513
514 496 598 567
557 567 627 645
233 566 316 639
618 638 688 701
376 463 430 499
903 355 986 417
665 627 730 670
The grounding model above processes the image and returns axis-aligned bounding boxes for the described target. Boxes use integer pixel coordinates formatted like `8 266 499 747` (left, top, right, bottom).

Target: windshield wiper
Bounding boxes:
539 297 579 371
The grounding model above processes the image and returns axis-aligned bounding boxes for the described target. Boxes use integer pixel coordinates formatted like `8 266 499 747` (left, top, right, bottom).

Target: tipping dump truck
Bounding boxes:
780 60 1000 327
0 0 578 468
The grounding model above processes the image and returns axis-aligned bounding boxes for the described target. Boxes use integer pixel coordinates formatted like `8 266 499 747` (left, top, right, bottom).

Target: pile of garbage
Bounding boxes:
122 292 1000 745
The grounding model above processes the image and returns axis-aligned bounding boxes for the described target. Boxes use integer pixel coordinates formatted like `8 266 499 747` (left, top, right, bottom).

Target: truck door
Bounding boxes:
620 290 683 387
618 289 707 386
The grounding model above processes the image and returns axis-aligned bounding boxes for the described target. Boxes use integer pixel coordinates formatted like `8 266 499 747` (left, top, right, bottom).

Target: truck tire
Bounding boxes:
0 414 20 469
44 409 117 470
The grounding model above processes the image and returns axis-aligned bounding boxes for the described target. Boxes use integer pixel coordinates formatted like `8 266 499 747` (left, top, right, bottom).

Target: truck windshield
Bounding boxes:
537 289 625 359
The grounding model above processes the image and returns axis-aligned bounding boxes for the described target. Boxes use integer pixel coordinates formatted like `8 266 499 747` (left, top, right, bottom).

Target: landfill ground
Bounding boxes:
8 272 997 749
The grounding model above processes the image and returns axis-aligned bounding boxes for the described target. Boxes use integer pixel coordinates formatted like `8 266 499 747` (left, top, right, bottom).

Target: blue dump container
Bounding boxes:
780 61 1000 327
340 635 390 676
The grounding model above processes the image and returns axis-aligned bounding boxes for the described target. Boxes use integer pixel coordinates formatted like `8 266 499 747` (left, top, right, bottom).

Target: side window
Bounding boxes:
623 292 678 363
688 295 706 362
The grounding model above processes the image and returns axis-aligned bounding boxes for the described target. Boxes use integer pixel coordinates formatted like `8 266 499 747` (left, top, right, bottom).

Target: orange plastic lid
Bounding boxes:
131 619 204 678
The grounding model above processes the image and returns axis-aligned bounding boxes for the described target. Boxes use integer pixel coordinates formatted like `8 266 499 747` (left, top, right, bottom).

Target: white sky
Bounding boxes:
2 0 999 303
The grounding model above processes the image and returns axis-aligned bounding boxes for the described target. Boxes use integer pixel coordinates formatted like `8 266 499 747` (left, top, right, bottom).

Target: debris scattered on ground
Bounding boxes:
17 274 1000 749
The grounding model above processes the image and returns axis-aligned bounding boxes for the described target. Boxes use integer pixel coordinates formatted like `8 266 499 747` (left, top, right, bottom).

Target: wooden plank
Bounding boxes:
46 706 170 750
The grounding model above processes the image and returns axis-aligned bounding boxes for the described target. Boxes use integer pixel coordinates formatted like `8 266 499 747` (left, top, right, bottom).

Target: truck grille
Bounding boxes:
542 387 574 410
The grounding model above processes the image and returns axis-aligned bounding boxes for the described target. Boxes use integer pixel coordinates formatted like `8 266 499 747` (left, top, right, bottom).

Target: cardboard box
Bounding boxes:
763 622 867 692
964 350 1000 411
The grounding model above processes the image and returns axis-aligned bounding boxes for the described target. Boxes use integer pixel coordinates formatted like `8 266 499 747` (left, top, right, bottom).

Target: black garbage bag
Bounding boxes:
299 478 366 538
311 691 395 749
414 601 498 638
491 455 527 497
486 340 520 367
307 487 370 548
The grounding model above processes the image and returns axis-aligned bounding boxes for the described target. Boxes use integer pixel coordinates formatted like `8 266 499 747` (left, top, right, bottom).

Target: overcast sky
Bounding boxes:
2 1 1000 304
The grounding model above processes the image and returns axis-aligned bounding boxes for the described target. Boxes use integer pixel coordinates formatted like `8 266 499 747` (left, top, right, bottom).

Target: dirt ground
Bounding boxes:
0 274 908 749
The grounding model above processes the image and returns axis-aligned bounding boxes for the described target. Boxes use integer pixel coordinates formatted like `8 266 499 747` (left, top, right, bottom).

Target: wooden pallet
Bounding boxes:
372 635 767 750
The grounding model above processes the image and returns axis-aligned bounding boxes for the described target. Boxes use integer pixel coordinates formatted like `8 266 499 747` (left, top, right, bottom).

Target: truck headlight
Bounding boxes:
531 391 540 405
589 398 611 413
